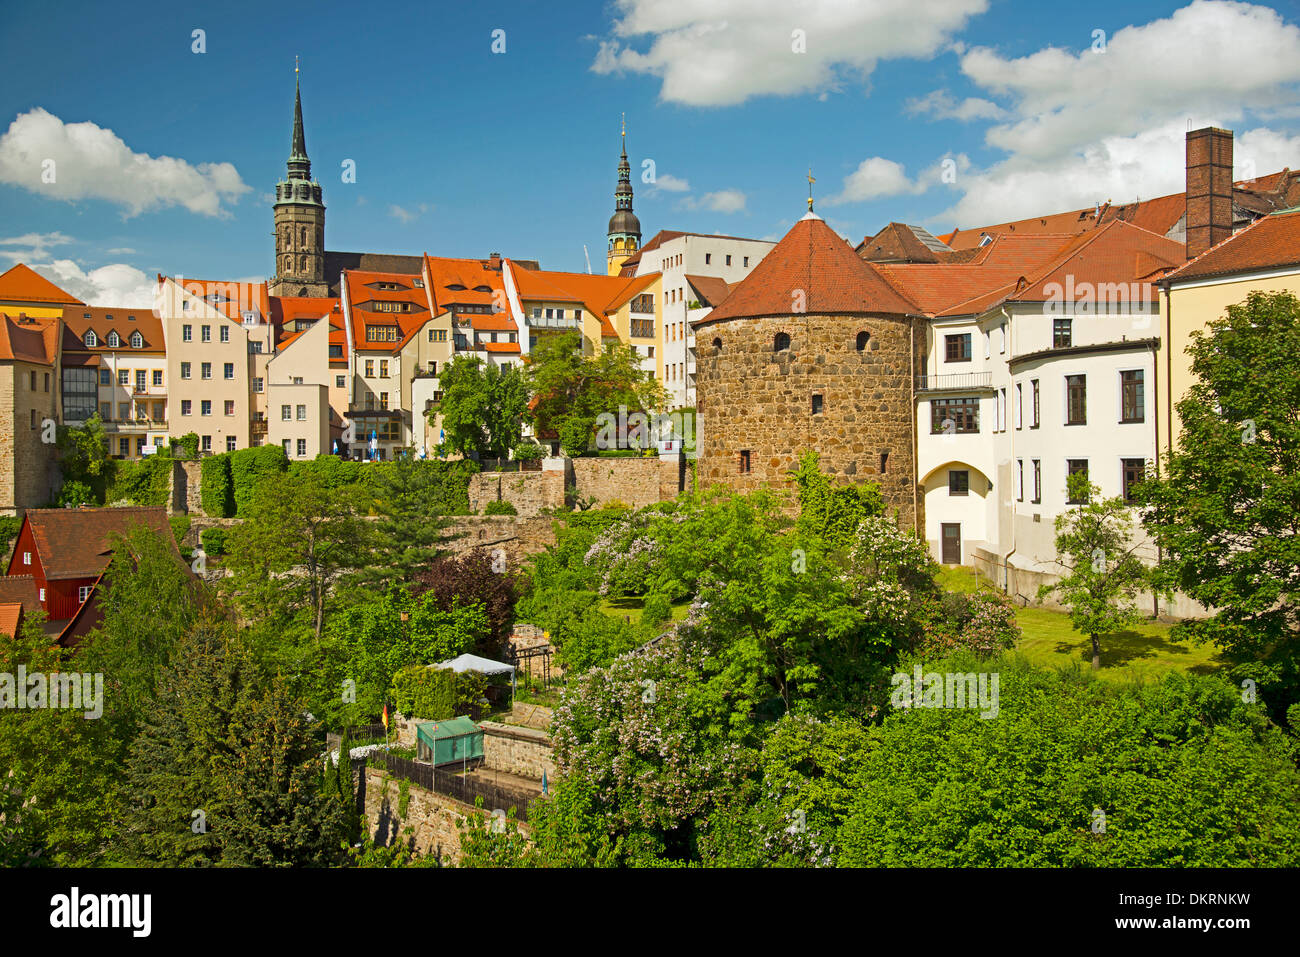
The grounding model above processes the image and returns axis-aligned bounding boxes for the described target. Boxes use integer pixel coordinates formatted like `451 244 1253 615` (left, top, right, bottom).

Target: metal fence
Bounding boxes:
371 752 535 822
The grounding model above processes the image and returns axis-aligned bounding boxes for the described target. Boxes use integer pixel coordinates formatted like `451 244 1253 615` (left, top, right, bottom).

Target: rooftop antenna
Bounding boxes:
583 244 593 274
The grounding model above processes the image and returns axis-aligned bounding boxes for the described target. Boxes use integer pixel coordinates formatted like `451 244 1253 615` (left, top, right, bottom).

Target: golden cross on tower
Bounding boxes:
621 112 626 138
807 167 816 211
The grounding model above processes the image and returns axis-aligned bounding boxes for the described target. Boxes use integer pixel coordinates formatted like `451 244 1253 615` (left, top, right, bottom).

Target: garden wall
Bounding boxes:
569 454 689 508
479 721 555 782
468 469 564 517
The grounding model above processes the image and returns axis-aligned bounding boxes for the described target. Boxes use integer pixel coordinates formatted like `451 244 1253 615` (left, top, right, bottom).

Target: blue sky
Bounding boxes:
3 0 1300 305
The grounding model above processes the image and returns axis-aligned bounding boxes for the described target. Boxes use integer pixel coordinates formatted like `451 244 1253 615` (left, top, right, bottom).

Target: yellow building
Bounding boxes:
0 263 83 318
1161 207 1300 455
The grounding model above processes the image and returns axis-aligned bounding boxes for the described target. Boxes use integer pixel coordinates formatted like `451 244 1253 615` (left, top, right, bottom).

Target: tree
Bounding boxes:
411 550 517 656
1039 470 1154 670
364 456 449 581
431 355 528 460
525 330 667 449
117 618 349 866
56 413 111 504
1138 290 1300 712
223 469 369 639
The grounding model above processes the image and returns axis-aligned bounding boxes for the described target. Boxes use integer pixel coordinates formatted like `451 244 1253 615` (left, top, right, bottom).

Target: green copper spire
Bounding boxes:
288 57 311 180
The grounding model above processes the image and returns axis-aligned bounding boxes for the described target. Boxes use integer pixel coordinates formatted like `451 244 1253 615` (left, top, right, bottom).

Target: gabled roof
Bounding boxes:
0 575 41 620
702 213 918 323
1165 207 1300 284
0 263 83 306
22 506 175 581
62 308 165 354
344 268 432 352
935 221 1184 316
165 277 269 322
684 274 732 308
0 314 58 364
510 268 653 319
856 222 955 264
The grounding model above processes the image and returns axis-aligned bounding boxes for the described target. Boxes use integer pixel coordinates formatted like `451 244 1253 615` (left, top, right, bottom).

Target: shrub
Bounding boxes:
105 455 172 507
199 455 234 517
0 516 19 559
168 432 200 460
484 500 517 516
168 515 191 547
229 445 288 516
513 442 545 462
559 416 594 457
641 592 672 626
199 527 227 557
391 666 488 721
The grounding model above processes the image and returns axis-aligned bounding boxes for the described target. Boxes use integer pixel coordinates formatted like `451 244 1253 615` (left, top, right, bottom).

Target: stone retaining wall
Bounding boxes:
479 720 555 781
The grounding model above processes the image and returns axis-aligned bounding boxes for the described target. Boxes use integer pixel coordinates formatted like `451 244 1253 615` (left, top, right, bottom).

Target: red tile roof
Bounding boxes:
344 269 432 352
0 263 83 305
483 341 521 354
0 575 41 621
685 274 732 308
23 506 175 580
702 214 918 324
0 314 58 363
61 308 165 354
1165 207 1300 283
0 602 22 639
167 277 270 322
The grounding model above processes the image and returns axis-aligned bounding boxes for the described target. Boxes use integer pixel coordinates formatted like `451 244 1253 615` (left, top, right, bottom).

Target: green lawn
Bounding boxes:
599 595 691 626
935 565 1225 683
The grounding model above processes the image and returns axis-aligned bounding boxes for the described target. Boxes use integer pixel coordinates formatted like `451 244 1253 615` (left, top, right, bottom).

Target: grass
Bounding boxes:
934 564 1226 683
598 595 692 627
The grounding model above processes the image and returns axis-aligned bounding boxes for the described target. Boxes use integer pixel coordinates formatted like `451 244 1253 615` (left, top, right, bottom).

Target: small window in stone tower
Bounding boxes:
738 450 751 474
712 337 722 353
880 451 889 474
856 331 870 351
811 394 823 414
774 332 790 352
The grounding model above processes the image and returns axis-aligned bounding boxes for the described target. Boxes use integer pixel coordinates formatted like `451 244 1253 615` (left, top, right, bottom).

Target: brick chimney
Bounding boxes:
487 252 502 271
1186 127 1234 260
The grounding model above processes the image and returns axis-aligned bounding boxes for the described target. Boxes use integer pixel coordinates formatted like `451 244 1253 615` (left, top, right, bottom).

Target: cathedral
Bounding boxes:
269 69 421 298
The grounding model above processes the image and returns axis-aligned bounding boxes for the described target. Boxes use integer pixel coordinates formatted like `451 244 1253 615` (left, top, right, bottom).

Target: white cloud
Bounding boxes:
681 188 747 213
0 231 75 261
825 157 919 204
592 0 988 106
388 202 432 223
920 1 1300 228
31 259 157 307
906 89 1007 121
650 172 691 192
0 108 250 217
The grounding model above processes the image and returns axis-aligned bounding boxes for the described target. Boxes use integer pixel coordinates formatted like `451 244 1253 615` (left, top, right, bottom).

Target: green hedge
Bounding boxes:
199 527 227 556
484 500 517 516
104 455 173 507
287 456 479 515
199 456 234 518
168 514 190 547
229 445 288 516
390 665 489 720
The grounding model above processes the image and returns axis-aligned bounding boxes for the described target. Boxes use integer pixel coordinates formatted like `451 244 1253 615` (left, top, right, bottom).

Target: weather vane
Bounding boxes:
807 166 816 212
621 112 626 138
295 55 300 75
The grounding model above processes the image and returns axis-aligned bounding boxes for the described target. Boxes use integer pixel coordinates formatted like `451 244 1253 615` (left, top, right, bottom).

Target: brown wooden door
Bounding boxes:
941 523 962 564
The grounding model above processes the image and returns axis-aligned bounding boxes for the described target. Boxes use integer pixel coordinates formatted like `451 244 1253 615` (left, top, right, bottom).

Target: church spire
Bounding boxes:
288 57 311 181
606 115 641 275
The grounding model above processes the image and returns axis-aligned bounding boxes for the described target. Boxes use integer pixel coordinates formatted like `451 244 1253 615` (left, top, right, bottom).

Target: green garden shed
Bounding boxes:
416 716 484 767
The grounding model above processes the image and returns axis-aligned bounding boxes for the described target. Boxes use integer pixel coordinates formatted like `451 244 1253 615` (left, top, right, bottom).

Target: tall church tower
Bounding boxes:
271 63 328 298
606 118 641 275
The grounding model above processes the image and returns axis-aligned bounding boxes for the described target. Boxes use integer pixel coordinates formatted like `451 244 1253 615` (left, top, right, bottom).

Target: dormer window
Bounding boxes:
83 331 97 347
106 331 120 347
131 331 142 348
474 285 492 293
445 284 467 291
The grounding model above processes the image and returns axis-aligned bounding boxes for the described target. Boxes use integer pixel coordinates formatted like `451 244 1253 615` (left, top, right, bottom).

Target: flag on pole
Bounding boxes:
381 703 389 731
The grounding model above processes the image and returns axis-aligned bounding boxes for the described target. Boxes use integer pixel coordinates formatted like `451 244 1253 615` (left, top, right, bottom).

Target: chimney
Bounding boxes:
488 252 502 271
1186 127 1234 260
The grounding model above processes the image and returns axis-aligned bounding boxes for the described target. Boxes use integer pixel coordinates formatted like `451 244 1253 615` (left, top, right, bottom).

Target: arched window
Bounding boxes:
106 331 120 347
712 337 722 353
856 330 871 351
130 332 143 348
774 332 791 352
83 330 97 347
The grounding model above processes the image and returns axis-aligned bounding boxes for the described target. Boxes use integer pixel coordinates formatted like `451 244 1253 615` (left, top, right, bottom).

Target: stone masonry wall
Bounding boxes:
479 721 556 781
468 470 565 517
569 455 685 508
695 312 923 533
439 515 557 572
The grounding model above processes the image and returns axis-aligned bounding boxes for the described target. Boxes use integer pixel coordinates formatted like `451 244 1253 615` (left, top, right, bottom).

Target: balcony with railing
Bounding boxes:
914 371 994 393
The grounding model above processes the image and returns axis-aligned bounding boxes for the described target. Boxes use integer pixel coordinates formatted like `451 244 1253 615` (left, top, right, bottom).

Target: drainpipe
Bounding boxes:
999 307 1015 594
1152 300 1164 619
